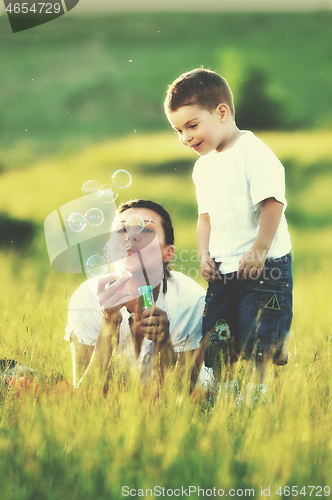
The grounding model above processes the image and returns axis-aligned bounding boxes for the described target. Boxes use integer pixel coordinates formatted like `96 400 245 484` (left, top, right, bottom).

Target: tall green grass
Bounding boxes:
1 130 332 498
1 264 332 498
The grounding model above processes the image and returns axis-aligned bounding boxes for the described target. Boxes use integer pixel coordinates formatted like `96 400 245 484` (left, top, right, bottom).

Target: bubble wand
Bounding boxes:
137 250 150 287
137 250 155 313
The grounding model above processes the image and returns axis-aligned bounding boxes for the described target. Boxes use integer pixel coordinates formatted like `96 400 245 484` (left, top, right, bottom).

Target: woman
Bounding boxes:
65 199 206 391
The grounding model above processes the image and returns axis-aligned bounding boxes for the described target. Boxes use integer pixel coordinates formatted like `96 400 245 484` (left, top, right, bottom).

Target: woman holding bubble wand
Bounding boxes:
65 199 207 393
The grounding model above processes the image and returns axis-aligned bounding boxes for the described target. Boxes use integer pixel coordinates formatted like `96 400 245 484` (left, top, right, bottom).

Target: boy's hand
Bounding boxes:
237 198 283 280
200 254 221 282
237 247 268 280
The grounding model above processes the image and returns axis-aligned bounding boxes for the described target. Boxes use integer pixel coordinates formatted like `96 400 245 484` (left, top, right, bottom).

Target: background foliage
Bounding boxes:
0 11 331 161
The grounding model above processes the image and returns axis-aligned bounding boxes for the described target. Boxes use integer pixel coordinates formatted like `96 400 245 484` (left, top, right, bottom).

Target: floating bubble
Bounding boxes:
99 183 118 203
125 214 145 235
68 213 86 232
82 180 101 200
85 208 104 227
85 255 108 277
112 169 132 189
120 239 132 252
138 211 152 226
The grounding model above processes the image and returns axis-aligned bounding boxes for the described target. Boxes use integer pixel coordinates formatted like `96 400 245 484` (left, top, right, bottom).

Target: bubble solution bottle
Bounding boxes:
138 285 154 311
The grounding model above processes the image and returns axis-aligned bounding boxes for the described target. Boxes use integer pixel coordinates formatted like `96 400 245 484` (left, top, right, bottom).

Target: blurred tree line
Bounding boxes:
0 11 331 160
236 67 286 130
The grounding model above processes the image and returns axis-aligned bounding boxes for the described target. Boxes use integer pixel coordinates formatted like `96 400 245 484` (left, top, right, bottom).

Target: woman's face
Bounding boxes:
108 208 174 281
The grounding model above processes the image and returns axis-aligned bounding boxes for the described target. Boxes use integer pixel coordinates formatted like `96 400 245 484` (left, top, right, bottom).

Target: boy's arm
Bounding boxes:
197 213 221 281
237 197 284 280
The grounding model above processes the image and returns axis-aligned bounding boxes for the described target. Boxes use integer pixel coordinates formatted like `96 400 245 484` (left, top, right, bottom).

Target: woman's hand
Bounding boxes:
97 272 132 319
139 305 170 345
139 306 176 374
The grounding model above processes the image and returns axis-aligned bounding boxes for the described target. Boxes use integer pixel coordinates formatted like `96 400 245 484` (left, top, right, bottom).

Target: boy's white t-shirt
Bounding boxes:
64 270 205 380
192 130 292 274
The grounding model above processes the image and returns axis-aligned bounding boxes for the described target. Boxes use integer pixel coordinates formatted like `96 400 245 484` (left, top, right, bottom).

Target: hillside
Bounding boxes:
0 11 331 165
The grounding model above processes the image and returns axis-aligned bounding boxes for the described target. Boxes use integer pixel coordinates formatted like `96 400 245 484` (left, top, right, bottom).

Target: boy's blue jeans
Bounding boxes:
202 253 293 367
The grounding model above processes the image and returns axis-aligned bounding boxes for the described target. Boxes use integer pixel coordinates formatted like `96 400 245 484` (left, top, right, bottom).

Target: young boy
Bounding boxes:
164 68 293 383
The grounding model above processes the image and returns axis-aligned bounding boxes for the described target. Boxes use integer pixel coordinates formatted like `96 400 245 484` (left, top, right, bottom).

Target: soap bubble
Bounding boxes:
112 169 132 189
85 208 104 227
120 239 132 252
85 255 108 276
99 183 118 203
138 211 152 226
68 213 86 232
125 214 145 235
82 180 101 200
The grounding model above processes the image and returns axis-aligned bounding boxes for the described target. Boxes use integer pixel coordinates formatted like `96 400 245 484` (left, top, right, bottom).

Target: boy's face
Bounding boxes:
167 104 228 155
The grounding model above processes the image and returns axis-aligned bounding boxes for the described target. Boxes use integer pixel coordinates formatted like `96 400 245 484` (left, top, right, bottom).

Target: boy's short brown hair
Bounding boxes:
164 68 235 116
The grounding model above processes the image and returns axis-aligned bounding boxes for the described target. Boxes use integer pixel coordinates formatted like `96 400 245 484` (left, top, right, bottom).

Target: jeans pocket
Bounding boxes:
255 278 290 313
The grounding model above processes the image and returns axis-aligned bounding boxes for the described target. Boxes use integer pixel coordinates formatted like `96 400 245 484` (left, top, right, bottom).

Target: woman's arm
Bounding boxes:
73 312 122 390
136 304 203 390
154 335 177 382
69 331 94 388
139 305 176 383
71 272 131 389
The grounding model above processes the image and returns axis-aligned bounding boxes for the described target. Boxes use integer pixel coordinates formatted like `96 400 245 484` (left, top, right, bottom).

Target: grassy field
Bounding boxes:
1 128 332 498
0 9 331 499
1 10 332 161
